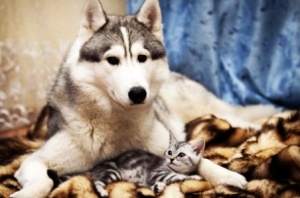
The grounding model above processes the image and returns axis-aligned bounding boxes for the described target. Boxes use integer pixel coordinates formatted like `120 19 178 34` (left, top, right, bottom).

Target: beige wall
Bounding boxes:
0 0 126 132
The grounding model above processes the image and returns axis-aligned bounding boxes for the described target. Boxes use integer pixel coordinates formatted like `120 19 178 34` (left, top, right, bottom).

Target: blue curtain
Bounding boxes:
127 0 300 109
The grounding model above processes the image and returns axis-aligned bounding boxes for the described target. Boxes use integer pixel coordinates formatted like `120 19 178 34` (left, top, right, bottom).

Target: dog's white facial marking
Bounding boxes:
120 26 130 60
116 26 149 106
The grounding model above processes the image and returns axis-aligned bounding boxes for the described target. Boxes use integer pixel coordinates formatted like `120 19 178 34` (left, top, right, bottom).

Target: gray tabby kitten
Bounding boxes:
90 134 205 197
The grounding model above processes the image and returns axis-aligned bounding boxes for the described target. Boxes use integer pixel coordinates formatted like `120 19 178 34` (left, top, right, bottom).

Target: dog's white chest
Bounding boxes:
75 114 169 164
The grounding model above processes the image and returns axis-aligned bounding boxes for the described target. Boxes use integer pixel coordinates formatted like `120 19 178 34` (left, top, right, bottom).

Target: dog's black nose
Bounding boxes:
128 86 147 104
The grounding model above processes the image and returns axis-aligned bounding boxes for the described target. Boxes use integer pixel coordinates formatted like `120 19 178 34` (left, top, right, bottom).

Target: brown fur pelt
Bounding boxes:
1 111 300 198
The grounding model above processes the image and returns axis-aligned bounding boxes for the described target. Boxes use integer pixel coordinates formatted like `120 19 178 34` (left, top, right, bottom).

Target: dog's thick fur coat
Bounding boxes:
9 0 277 197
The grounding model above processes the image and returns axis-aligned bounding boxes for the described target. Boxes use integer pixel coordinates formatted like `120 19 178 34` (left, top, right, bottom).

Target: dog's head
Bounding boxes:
66 0 170 107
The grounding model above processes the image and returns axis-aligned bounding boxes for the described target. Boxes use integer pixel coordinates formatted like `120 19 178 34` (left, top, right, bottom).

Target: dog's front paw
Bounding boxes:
199 158 247 189
214 169 247 189
10 176 53 198
10 190 27 198
10 186 50 198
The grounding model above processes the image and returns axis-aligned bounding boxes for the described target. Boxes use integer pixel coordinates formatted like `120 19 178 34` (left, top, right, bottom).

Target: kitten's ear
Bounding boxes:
169 132 177 146
80 0 107 36
136 0 163 40
192 138 205 156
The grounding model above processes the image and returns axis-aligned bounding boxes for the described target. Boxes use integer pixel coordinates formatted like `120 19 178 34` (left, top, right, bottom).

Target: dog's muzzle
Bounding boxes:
128 86 147 104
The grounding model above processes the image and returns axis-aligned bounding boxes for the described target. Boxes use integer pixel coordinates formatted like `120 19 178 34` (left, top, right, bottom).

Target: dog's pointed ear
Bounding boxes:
80 0 107 35
136 0 163 40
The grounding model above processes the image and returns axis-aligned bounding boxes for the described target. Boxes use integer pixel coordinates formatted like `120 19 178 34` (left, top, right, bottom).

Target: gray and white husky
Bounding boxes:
11 0 276 197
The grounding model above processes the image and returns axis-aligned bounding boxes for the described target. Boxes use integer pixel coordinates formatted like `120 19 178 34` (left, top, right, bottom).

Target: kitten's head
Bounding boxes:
164 133 205 174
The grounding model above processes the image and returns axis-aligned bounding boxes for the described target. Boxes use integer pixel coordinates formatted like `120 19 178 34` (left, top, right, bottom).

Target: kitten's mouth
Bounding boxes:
169 161 178 166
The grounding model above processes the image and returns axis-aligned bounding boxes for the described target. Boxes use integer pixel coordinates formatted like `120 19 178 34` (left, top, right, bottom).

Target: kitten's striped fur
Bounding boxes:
89 136 205 196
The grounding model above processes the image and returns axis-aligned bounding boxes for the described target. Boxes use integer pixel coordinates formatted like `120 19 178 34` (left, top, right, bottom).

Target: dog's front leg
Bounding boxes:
10 157 53 198
198 158 247 189
11 132 94 198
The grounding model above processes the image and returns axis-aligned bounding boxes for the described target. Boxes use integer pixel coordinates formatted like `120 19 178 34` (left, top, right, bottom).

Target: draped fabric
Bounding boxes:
127 0 300 109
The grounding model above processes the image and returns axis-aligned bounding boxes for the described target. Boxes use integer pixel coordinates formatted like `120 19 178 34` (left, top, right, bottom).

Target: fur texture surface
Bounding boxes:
1 110 299 198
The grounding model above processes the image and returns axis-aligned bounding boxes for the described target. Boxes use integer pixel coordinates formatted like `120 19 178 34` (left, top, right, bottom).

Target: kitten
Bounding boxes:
89 133 205 197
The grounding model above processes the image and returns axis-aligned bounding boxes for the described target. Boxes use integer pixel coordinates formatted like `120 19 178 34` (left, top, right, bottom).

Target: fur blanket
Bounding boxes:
1 111 300 198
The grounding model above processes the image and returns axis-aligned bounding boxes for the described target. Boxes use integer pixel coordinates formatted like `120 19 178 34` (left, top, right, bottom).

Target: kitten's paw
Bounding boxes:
152 182 166 194
94 181 108 197
187 175 202 180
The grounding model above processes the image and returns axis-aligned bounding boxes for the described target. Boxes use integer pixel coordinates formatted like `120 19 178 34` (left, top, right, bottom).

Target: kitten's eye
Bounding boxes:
167 150 172 156
107 56 119 65
178 152 186 158
137 55 147 63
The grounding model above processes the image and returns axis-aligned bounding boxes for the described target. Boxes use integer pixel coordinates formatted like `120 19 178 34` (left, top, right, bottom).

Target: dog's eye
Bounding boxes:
167 150 172 156
177 152 186 158
107 56 119 65
137 55 147 63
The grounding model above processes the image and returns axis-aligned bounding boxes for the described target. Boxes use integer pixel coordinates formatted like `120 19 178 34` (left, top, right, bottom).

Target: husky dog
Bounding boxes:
11 0 276 197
